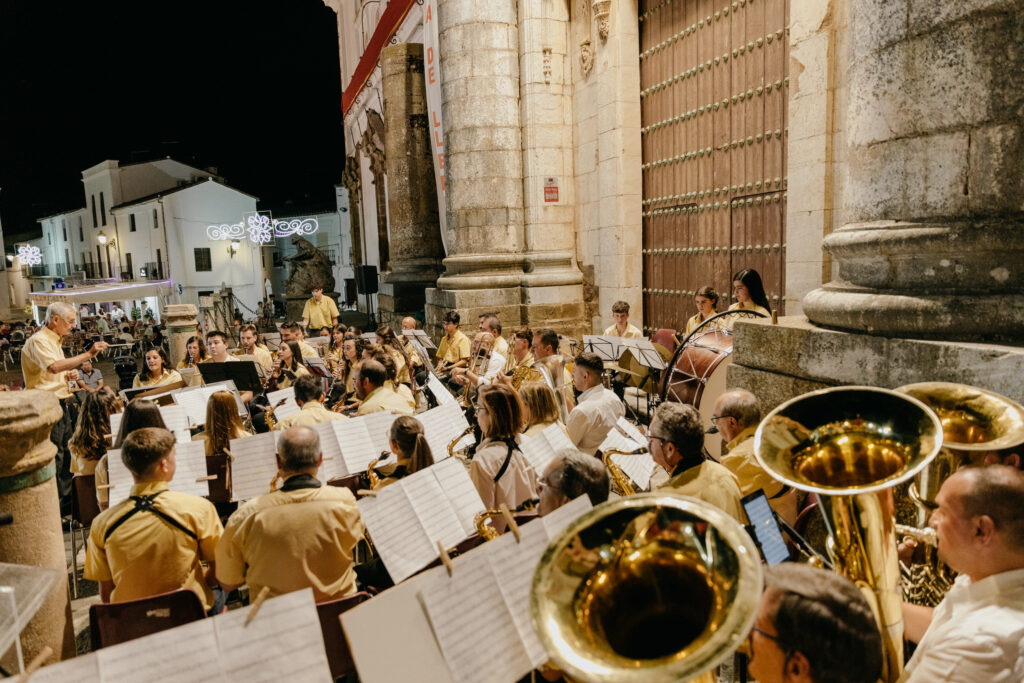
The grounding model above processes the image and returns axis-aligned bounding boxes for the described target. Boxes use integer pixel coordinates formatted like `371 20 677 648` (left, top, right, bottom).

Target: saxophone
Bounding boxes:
447 426 475 458
473 499 538 540
365 451 389 490
600 447 646 496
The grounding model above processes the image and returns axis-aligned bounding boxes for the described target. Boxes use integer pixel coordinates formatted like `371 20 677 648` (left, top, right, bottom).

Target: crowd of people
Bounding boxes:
15 271 1024 683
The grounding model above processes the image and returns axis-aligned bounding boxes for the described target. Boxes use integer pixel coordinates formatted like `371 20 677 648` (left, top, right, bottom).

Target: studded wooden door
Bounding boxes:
639 0 788 334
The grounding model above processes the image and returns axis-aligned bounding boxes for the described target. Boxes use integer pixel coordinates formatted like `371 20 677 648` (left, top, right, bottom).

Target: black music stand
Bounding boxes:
402 329 436 351
197 361 263 393
582 335 623 362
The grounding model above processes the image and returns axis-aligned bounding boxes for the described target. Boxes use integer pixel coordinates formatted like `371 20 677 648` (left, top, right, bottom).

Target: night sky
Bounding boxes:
0 0 344 243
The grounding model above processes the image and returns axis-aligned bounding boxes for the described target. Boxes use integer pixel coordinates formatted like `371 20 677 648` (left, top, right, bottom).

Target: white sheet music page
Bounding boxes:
105 449 134 507
312 421 347 480
158 404 189 433
357 483 435 584
402 470 466 553
617 417 647 444
540 494 593 538
518 431 557 479
611 451 656 491
430 457 485 537
418 551 533 683
229 431 280 502
427 374 457 407
543 423 575 452
29 652 100 683
96 616 224 682
419 402 470 462
362 410 397 455
331 418 377 475
266 386 300 420
214 588 332 682
170 440 212 499
109 411 123 435
173 428 192 444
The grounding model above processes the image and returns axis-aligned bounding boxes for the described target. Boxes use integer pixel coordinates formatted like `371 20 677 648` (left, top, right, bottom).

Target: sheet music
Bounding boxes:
541 494 594 537
419 551 533 683
214 588 333 682
582 334 626 361
159 404 189 433
427 374 457 407
520 423 576 477
419 402 470 462
96 616 223 682
362 410 397 455
619 337 668 370
29 652 100 683
599 420 656 490
430 458 486 537
109 411 122 435
266 387 300 420
616 417 647 444
172 382 243 427
357 483 436 583
105 449 133 506
331 418 378 475
403 472 466 553
229 432 281 502
313 421 347 480
173 428 192 444
169 441 213 499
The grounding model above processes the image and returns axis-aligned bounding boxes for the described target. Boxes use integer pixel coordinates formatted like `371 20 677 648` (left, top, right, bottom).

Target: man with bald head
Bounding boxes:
902 465 1024 682
714 389 798 524
216 426 365 602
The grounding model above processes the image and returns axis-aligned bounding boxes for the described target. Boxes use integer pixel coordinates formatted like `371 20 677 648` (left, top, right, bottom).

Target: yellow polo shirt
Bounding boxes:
603 323 643 338
272 401 347 430
719 426 784 498
505 351 534 374
215 479 364 602
22 326 71 399
357 385 414 416
436 330 470 365
133 368 184 388
298 340 318 358
301 297 339 330
658 461 747 524
247 345 274 372
388 347 410 384
84 481 222 610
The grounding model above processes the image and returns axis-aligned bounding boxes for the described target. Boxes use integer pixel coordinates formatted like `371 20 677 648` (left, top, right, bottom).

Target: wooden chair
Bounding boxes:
89 589 206 650
327 474 361 497
316 592 372 680
69 474 102 598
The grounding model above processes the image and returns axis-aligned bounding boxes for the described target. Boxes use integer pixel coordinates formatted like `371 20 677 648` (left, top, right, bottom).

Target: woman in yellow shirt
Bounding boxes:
134 348 183 388
176 336 209 368
684 286 721 336
728 268 772 319
376 325 411 386
69 388 122 476
266 340 310 391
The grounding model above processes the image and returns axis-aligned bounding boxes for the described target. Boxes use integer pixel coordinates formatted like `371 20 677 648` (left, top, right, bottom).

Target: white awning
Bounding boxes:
28 280 173 306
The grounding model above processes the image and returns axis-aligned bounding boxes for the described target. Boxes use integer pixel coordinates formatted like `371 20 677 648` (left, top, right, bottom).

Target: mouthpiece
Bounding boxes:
706 425 719 434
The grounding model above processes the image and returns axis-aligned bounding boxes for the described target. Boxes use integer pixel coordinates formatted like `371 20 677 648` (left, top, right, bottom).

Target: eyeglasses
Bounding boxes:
709 415 732 423
744 625 782 660
648 434 667 443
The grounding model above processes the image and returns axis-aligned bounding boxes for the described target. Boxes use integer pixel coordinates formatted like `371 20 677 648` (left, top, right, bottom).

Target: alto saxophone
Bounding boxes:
447 426 475 458
473 498 538 540
365 451 390 490
600 447 646 496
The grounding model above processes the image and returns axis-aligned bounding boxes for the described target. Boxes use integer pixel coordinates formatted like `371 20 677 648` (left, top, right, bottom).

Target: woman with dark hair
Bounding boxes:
177 335 209 368
326 324 347 374
685 285 721 335
729 268 772 318
266 340 309 391
470 384 538 532
134 348 182 387
378 416 434 487
96 398 167 509
370 348 416 411
69 389 122 477
376 325 412 386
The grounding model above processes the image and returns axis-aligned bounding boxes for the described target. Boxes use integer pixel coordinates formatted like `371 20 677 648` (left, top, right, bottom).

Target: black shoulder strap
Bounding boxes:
103 490 199 543
492 439 519 483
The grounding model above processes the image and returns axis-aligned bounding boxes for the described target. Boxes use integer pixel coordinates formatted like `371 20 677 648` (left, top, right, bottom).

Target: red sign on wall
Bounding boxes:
544 177 559 203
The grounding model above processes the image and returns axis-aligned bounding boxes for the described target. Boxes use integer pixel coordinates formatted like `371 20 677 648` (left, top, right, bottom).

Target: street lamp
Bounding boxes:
229 240 240 258
97 231 109 245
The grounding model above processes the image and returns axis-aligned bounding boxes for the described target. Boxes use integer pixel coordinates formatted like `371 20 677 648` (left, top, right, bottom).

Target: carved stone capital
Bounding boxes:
592 0 611 40
580 39 594 78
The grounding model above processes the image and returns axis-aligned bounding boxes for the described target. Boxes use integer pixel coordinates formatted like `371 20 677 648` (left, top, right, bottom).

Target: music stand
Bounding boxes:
119 381 184 406
582 335 624 362
359 332 377 342
402 329 436 351
306 336 330 352
303 355 331 378
262 332 282 351
197 361 263 393
619 338 667 371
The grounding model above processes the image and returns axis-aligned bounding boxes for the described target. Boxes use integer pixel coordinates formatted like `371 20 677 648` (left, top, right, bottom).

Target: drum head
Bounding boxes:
660 329 735 457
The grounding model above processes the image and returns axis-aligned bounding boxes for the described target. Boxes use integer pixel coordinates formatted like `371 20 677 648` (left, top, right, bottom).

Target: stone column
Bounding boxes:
803 1 1024 342
165 303 199 369
0 392 75 666
379 43 445 321
425 0 528 334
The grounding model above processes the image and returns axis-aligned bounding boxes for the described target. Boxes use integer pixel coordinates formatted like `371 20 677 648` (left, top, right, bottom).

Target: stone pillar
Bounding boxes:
165 303 199 369
379 43 445 322
0 392 75 666
803 1 1024 343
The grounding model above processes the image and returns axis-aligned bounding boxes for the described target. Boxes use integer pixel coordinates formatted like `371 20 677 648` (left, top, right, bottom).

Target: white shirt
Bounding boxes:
903 568 1024 683
566 384 625 455
474 351 507 386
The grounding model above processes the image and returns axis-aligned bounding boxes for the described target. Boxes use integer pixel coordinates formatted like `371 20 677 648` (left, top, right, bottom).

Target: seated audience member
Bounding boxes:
538 449 610 516
470 384 538 531
748 563 883 683
133 348 183 388
519 381 566 438
377 416 434 487
567 352 625 455
272 374 346 430
901 465 1024 682
75 356 104 403
69 389 121 477
650 402 745 522
216 426 365 602
354 360 414 416
84 428 223 613
713 389 798 525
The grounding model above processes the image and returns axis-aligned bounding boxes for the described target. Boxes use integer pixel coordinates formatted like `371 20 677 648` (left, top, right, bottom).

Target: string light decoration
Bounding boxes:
17 245 42 266
206 212 318 245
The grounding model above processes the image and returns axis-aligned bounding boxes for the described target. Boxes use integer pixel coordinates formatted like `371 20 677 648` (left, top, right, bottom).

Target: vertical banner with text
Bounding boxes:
423 0 449 254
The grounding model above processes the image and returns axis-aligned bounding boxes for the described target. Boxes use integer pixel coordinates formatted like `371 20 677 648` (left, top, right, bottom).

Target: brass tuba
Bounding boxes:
754 386 943 683
532 354 576 424
531 494 763 683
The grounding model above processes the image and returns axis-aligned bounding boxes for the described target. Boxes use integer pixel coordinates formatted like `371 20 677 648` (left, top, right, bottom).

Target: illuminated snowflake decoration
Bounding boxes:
246 214 274 244
17 245 42 266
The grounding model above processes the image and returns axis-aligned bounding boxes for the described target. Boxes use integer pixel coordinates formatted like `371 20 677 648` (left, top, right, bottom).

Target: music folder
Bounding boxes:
402 329 436 350
197 361 263 393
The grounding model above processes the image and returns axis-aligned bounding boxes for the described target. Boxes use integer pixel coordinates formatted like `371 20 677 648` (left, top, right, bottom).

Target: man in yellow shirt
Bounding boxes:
239 324 273 372
434 310 470 370
354 360 414 416
22 301 108 514
84 428 223 613
301 284 339 336
603 300 642 338
272 375 347 430
281 321 318 358
216 425 364 602
478 313 510 361
650 402 746 523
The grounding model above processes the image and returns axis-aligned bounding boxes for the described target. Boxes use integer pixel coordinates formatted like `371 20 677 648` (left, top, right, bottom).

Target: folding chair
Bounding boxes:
315 592 372 679
89 588 206 650
69 475 101 598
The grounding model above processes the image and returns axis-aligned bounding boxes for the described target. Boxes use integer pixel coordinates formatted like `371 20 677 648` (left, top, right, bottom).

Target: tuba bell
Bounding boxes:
754 386 943 683
532 354 576 424
531 494 763 683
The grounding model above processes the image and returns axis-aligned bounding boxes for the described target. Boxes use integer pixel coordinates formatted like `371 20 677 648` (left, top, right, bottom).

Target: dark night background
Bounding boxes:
0 0 344 244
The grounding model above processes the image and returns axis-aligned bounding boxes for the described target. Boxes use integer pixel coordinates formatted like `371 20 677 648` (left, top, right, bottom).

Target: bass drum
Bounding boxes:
659 327 734 457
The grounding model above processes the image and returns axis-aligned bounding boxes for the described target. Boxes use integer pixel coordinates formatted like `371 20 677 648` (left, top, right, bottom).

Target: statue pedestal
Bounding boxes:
728 316 1024 411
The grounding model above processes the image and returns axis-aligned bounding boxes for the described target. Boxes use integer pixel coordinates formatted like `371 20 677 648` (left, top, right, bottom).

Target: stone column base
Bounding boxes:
378 278 436 325
727 316 1024 411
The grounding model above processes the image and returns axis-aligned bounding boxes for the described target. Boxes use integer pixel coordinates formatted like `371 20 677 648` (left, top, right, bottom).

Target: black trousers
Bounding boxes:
51 397 77 515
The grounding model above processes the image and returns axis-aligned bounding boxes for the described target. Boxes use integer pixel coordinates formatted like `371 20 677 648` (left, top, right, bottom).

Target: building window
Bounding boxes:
125 253 133 280
194 247 212 272
129 214 137 232
79 222 84 242
100 192 107 226
62 220 67 242
157 248 163 279
47 231 51 245
153 208 159 229
91 196 97 227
